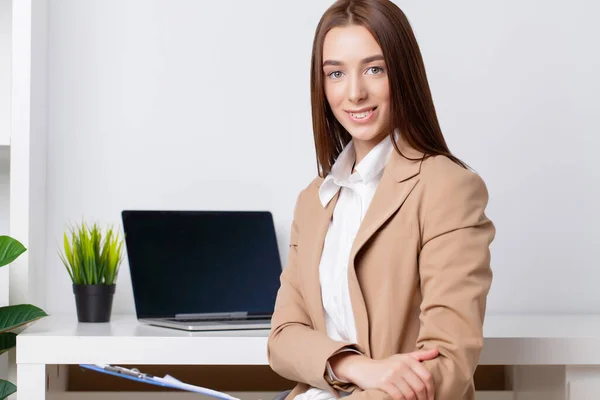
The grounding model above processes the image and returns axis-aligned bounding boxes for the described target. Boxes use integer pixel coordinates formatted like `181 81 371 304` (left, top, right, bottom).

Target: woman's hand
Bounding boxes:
330 349 439 400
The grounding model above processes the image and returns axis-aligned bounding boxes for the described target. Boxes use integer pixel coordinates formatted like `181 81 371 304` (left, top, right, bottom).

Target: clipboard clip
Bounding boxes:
100 364 154 380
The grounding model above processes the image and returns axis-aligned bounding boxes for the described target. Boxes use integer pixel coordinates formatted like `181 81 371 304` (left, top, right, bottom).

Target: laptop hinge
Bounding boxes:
174 312 247 320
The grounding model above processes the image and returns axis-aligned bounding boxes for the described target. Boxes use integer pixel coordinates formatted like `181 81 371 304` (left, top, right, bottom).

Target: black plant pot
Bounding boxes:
73 284 116 322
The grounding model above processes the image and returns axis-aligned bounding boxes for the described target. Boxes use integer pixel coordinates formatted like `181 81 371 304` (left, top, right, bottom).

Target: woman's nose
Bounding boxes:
347 75 367 103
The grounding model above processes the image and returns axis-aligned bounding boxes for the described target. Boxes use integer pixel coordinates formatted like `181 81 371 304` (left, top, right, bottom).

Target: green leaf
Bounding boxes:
0 304 48 333
62 233 74 279
58 221 124 285
59 248 74 283
0 379 16 399
0 236 26 269
72 230 82 283
0 332 16 355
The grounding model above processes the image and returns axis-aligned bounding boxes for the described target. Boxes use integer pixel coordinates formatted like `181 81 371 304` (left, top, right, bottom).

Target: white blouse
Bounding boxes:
295 134 395 400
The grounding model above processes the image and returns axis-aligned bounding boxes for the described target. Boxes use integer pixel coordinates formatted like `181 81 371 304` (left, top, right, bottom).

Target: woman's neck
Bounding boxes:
352 132 389 167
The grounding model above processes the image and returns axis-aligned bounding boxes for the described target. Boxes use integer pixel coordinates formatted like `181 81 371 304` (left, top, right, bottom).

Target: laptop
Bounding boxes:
121 210 283 331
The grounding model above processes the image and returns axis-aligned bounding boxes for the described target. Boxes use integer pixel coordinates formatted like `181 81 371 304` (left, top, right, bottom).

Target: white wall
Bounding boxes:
43 0 600 315
399 1 600 313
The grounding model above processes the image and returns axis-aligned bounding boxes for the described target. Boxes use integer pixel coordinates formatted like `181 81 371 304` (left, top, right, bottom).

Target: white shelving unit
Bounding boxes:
9 0 49 309
0 0 13 392
1 0 49 397
0 0 10 148
0 0 12 305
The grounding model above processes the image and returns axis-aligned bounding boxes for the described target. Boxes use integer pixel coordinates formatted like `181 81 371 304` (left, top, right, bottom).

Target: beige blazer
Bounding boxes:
267 136 495 400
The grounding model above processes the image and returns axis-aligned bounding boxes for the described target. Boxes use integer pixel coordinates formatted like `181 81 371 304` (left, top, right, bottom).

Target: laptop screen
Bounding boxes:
122 210 283 319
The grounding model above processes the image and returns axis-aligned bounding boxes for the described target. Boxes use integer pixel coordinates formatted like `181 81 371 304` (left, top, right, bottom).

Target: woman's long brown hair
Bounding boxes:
310 0 468 177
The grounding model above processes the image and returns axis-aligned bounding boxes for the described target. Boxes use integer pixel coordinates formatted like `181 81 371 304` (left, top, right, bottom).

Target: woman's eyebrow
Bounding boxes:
322 54 385 67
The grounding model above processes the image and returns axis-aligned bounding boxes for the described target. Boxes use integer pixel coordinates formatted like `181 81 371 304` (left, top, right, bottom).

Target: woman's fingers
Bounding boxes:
381 382 404 400
399 369 428 400
409 348 439 362
392 377 416 400
403 356 434 400
376 352 437 400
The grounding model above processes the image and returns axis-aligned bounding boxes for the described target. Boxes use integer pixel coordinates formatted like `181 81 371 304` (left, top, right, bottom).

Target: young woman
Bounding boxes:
268 1 495 400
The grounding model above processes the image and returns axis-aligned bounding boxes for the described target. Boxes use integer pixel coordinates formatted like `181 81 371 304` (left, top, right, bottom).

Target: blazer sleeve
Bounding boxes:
267 189 364 395
415 162 496 399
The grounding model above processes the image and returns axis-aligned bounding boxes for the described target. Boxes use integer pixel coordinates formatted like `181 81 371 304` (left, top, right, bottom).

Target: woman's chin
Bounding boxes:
348 127 387 144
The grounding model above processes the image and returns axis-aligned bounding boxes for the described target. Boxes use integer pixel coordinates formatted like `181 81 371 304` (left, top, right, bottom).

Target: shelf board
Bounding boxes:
0 145 9 167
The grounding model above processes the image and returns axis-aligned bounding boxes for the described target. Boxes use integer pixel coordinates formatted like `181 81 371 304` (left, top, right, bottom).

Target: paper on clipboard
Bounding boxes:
79 364 240 400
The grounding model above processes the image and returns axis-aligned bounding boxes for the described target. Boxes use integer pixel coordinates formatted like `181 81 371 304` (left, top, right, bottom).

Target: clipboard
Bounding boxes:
79 364 240 400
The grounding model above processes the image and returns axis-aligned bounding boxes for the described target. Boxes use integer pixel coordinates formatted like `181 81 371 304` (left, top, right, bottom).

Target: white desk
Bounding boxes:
16 314 600 400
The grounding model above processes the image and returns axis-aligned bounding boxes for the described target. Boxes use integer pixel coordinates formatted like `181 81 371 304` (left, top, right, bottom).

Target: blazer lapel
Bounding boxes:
299 136 424 354
348 139 424 355
301 185 339 333
349 154 422 261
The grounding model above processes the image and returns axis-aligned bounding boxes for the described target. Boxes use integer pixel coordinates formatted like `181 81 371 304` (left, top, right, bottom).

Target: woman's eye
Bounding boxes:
367 66 384 75
328 71 343 79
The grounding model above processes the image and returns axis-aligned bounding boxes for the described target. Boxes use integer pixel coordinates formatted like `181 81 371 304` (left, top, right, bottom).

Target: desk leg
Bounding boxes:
511 365 566 400
17 363 45 400
566 366 600 400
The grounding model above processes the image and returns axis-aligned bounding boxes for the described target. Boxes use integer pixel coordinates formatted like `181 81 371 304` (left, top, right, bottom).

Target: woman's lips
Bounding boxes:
347 107 376 123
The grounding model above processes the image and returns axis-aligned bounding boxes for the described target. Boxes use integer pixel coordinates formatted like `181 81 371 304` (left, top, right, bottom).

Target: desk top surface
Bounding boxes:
16 314 600 366
18 313 600 339
19 314 272 338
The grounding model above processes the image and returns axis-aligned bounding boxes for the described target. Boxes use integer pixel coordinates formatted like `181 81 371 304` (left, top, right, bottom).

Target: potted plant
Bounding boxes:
0 235 48 399
58 221 124 323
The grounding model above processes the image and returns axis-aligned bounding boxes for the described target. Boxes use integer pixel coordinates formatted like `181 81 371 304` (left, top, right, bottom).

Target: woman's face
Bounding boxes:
322 24 391 146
